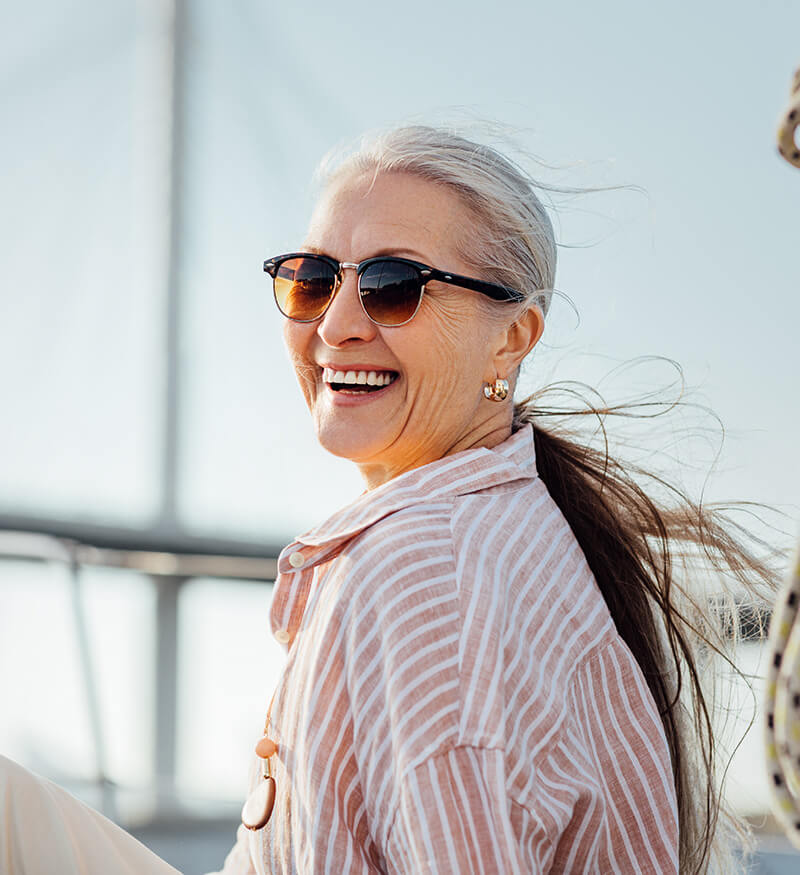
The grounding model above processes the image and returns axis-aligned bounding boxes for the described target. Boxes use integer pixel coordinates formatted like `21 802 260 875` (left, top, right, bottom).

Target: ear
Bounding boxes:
491 305 545 379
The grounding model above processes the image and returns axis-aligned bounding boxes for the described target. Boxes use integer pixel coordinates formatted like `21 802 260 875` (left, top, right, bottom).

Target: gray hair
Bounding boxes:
316 125 556 318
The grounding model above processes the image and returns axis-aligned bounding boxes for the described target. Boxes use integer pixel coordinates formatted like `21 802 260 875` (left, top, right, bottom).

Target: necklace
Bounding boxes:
241 691 279 831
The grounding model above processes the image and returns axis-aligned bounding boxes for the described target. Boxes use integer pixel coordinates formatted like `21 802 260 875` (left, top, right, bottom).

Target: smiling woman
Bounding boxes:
231 126 776 874
0 125 777 875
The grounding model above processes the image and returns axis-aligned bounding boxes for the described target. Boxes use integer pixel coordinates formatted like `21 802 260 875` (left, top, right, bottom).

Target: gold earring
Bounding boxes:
483 378 509 402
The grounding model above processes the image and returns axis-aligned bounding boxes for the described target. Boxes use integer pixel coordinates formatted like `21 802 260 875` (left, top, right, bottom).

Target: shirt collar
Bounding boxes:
277 425 538 573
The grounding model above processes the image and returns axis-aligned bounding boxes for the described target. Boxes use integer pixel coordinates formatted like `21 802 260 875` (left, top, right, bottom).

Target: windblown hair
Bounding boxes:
318 125 777 872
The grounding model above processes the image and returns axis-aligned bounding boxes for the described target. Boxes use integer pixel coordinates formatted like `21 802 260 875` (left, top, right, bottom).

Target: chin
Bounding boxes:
314 422 387 464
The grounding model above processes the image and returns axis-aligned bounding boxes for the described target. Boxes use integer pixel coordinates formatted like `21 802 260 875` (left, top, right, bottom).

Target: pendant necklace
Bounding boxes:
241 691 279 831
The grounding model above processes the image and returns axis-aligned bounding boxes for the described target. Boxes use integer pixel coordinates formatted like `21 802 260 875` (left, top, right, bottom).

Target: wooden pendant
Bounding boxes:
255 735 278 758
241 776 276 830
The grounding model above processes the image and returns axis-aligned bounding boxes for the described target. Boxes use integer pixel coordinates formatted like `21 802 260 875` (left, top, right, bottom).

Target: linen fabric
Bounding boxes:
217 425 679 874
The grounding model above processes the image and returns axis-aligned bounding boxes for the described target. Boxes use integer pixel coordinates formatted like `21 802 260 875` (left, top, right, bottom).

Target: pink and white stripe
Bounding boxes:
216 425 679 874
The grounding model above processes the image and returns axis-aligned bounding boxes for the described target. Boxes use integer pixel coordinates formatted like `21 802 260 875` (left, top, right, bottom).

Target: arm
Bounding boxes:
384 746 527 875
563 640 680 873
383 641 681 875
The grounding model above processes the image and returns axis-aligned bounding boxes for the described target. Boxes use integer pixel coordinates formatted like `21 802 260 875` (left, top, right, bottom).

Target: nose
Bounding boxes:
316 266 378 347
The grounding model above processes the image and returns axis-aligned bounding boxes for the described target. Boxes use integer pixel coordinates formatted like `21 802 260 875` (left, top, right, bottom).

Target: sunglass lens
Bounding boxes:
359 261 421 326
273 257 336 321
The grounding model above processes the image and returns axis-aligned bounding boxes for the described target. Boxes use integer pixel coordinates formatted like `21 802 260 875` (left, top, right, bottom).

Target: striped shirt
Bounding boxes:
217 425 679 874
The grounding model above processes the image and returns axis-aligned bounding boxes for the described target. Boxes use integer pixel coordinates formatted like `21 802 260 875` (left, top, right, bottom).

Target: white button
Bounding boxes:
274 629 291 644
288 551 305 568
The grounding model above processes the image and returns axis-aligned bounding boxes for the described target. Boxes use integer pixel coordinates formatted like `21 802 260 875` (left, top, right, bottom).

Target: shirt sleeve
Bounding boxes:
382 638 680 875
561 639 679 873
384 745 526 875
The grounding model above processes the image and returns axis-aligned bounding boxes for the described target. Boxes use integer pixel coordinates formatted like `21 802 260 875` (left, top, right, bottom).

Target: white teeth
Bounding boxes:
322 368 397 387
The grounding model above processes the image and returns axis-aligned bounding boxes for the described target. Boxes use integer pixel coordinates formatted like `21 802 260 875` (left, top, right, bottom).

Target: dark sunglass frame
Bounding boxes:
264 252 526 327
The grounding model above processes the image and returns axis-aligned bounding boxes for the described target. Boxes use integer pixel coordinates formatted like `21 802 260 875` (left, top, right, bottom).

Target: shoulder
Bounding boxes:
452 477 616 682
449 478 570 585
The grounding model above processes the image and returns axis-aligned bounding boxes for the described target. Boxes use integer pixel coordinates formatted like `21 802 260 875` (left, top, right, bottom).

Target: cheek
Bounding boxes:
414 297 491 381
283 323 318 395
282 320 302 356
283 321 313 365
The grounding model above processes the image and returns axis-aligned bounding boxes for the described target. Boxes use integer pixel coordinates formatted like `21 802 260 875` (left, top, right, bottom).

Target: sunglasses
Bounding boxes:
264 252 525 327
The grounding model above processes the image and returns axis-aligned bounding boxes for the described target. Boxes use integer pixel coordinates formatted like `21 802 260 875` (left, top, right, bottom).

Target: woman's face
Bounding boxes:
284 171 538 488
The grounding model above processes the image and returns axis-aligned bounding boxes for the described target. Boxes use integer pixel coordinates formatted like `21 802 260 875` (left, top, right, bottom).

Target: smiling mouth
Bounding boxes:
322 367 399 394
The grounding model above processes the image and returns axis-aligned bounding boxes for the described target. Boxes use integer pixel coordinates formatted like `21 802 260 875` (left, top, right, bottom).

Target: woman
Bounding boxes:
220 126 772 874
0 126 771 874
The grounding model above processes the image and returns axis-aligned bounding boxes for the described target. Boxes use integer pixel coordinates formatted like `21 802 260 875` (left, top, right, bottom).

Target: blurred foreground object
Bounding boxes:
765 540 800 849
763 64 800 849
777 67 800 167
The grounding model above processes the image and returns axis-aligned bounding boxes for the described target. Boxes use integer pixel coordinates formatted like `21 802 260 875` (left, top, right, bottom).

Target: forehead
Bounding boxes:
304 171 472 265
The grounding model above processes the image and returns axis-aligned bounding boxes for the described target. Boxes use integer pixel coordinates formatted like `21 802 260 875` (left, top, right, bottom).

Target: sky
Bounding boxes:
0 0 798 823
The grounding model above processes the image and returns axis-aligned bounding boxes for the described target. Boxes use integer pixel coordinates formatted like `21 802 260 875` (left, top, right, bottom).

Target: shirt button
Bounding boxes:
274 629 291 644
288 551 305 568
